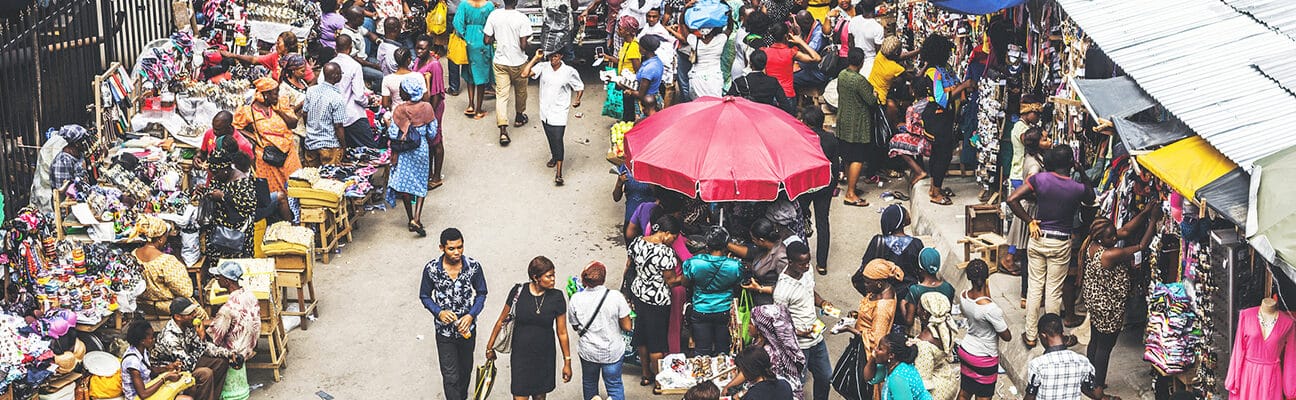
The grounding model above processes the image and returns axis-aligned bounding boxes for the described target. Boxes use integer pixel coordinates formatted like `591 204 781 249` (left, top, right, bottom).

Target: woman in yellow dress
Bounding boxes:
234 77 301 211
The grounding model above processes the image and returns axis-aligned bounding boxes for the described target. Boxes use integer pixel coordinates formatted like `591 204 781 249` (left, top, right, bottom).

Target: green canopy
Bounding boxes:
1247 145 1296 271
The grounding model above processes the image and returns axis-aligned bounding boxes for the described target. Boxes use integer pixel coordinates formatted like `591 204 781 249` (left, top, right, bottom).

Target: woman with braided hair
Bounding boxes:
1079 210 1159 400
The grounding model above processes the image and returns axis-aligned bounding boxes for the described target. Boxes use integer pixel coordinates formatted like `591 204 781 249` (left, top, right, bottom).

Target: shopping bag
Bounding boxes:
448 33 469 65
426 0 448 35
472 360 497 400
684 0 730 29
734 290 754 347
830 335 871 400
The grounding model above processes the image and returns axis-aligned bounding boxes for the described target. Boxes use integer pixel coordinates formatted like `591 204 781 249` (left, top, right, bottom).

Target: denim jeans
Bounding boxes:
448 60 463 93
675 47 694 103
689 309 731 357
802 340 833 400
581 359 625 400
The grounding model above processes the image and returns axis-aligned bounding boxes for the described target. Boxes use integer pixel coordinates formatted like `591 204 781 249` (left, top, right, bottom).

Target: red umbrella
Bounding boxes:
625 96 832 202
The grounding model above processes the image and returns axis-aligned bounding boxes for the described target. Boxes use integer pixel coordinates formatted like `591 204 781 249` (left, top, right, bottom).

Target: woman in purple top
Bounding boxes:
414 37 448 189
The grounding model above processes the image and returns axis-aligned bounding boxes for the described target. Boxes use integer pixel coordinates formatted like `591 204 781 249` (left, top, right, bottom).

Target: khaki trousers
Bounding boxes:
493 63 528 127
1024 236 1071 341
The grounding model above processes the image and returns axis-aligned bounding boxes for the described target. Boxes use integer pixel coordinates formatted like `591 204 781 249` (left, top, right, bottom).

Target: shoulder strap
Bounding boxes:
578 289 611 336
507 283 524 316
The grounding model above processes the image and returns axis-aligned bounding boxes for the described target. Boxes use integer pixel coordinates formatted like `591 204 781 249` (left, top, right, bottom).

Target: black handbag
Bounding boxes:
209 218 251 254
830 334 872 400
387 120 422 153
872 105 894 145
248 111 289 167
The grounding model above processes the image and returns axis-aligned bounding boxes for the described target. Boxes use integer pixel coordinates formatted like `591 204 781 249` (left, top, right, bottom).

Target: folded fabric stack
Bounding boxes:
1144 282 1199 375
261 221 314 256
287 168 347 209
319 165 376 198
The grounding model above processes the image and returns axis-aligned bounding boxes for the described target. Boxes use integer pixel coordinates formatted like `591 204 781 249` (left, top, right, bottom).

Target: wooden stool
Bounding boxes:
272 253 318 330
958 233 1007 274
334 202 353 244
301 207 339 263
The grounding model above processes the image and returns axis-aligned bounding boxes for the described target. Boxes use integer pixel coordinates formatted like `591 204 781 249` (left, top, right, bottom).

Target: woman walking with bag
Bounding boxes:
387 75 437 237
234 77 301 205
453 0 495 119
567 262 633 400
485 256 573 400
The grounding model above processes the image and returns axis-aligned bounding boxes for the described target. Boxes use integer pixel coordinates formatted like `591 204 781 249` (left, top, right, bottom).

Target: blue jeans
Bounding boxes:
802 341 832 400
581 359 624 400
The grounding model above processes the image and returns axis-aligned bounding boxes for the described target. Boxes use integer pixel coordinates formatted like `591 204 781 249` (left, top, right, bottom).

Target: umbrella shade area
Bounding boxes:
625 96 832 202
1248 144 1296 271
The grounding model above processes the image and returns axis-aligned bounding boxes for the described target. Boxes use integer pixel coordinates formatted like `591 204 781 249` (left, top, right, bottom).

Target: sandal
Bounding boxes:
1022 332 1037 349
941 187 956 197
499 133 511 146
555 176 565 186
428 180 444 190
464 107 475 116
816 264 827 276
411 222 427 237
640 377 652 387
546 159 557 168
891 191 910 201
930 194 953 205
843 198 869 207
407 222 417 232
513 114 529 127
474 111 486 120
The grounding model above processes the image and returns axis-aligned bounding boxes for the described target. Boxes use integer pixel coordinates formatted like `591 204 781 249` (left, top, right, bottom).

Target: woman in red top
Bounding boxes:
761 23 820 99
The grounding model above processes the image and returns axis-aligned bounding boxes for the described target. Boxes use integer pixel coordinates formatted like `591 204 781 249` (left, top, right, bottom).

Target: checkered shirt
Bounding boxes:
1026 347 1096 400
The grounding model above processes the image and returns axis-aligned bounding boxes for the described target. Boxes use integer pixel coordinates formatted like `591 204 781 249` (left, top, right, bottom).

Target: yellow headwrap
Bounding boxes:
131 214 170 241
253 77 279 103
1020 103 1044 114
862 259 905 281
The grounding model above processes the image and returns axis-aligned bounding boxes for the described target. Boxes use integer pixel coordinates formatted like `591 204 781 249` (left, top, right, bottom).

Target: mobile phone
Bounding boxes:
595 46 605 56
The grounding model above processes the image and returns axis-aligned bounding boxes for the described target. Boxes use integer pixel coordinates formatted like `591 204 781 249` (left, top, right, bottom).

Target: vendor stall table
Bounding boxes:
271 253 318 330
300 202 351 264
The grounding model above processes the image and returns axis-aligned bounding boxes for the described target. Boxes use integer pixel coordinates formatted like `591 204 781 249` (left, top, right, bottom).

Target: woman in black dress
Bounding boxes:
486 256 573 399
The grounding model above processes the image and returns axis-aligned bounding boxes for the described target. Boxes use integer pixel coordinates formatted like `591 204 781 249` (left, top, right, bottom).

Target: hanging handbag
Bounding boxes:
386 118 422 153
872 104 894 145
492 283 525 354
471 360 497 400
209 217 251 254
830 334 871 400
448 33 469 65
426 0 448 35
247 110 289 168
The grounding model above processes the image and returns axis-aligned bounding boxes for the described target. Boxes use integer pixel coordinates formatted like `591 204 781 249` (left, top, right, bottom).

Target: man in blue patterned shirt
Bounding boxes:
419 228 488 400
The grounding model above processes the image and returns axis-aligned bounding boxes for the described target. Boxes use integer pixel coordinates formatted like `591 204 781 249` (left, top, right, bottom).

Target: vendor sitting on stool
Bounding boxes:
205 262 261 365
131 215 198 318
152 298 229 400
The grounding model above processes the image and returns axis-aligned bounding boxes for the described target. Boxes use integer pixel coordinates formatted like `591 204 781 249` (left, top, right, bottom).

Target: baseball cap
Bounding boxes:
209 260 244 282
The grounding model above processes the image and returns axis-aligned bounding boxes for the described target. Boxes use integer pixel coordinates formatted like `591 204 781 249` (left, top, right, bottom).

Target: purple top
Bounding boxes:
630 203 693 263
320 13 348 48
1027 172 1088 234
413 56 446 135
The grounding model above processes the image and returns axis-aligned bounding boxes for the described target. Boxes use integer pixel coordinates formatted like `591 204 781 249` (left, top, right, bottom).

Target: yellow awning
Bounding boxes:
1135 136 1237 199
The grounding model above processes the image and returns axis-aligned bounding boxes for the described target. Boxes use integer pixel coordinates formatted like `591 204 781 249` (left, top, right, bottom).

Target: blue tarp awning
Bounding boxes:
929 0 1027 14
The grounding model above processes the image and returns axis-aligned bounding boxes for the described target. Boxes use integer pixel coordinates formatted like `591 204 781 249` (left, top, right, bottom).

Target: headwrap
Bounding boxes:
253 76 278 103
880 204 908 235
750 305 807 399
618 15 640 33
401 75 426 102
1020 102 1043 114
57 124 88 144
130 214 170 241
208 150 233 172
919 247 941 275
281 54 307 73
862 258 905 281
920 292 956 361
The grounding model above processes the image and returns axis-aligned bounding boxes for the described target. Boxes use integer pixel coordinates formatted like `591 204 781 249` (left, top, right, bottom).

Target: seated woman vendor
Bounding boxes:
131 215 197 317
122 320 194 400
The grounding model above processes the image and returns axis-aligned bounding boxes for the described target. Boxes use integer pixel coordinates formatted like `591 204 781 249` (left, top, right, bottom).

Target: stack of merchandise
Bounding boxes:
655 354 737 392
1143 282 1200 375
261 221 314 257
973 78 1005 193
319 165 378 199
0 313 56 395
287 168 348 209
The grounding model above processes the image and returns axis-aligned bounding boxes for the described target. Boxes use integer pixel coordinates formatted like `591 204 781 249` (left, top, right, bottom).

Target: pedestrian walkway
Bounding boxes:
909 178 1154 400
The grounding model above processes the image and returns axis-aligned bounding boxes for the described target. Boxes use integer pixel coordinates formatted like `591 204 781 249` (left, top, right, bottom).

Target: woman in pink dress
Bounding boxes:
1225 301 1296 400
413 37 448 189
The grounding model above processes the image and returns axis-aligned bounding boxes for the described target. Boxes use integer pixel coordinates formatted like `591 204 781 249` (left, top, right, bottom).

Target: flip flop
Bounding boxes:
428 180 444 190
816 264 827 276
473 112 486 120
941 187 956 197
891 191 910 201
547 159 557 168
464 107 475 116
930 195 953 205
555 176 564 186
843 199 869 207
513 114 529 127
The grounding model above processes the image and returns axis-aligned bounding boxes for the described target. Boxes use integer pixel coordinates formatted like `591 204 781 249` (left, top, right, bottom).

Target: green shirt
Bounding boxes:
683 254 743 314
835 68 879 144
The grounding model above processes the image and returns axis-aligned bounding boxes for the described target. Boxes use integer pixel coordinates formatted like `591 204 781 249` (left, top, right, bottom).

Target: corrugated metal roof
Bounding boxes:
1225 0 1296 42
1057 0 1296 170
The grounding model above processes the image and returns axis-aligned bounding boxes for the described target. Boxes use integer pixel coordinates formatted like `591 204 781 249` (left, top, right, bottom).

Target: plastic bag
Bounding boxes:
684 0 729 29
472 360 496 400
426 0 448 35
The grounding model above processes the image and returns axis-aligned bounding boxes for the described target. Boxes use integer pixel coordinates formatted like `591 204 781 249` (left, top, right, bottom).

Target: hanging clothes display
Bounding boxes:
1224 306 1296 400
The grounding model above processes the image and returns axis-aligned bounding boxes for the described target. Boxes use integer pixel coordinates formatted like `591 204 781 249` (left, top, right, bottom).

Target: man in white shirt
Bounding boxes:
847 0 884 76
745 241 834 400
342 6 385 91
330 35 380 148
638 9 677 105
567 262 632 400
484 0 534 144
522 49 584 186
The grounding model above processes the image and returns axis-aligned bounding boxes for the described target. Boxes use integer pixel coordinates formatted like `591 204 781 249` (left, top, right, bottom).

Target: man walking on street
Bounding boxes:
1008 145 1091 348
301 63 348 167
419 228 488 400
743 241 834 400
1024 313 1099 400
484 0 534 146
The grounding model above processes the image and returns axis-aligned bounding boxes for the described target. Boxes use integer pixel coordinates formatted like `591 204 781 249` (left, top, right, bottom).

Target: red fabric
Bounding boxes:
258 52 316 82
763 44 798 97
200 129 255 158
625 96 832 202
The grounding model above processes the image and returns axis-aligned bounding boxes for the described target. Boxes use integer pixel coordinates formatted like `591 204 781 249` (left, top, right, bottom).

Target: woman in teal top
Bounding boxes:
867 332 934 400
682 226 743 356
452 0 495 119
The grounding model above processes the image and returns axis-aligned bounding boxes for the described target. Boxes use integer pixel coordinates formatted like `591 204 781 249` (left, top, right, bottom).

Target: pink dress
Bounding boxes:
1225 307 1296 400
413 56 447 141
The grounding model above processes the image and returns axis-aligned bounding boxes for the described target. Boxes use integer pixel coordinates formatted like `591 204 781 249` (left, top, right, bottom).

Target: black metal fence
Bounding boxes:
0 0 172 218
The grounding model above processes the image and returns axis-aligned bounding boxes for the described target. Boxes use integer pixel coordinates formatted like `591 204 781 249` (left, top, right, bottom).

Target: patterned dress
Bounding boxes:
389 102 437 196
208 287 261 359
913 341 959 400
135 252 195 314
203 177 256 270
1082 248 1130 334
233 104 302 195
